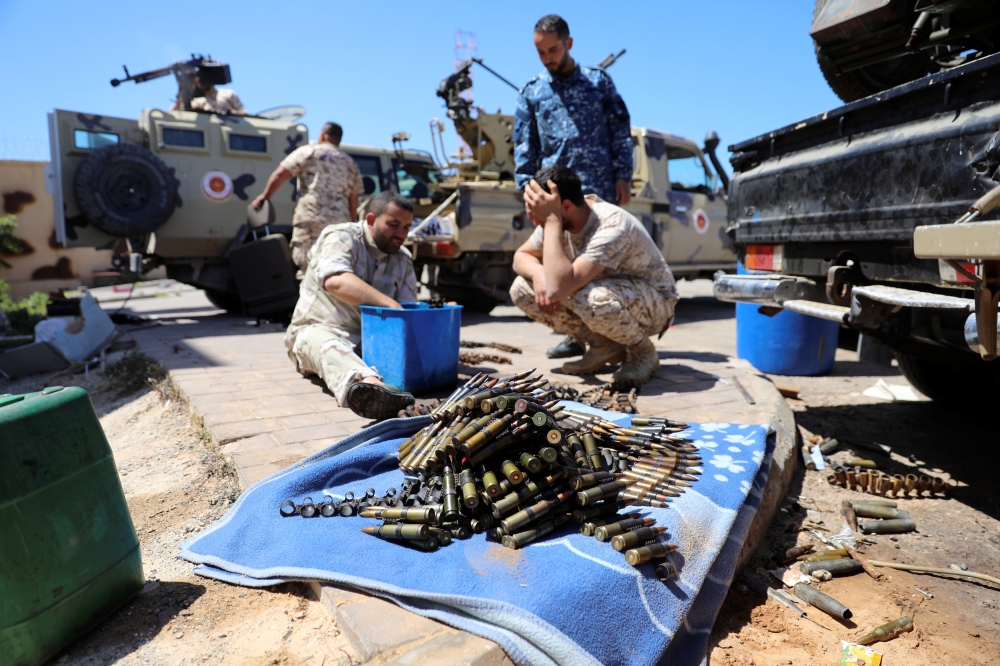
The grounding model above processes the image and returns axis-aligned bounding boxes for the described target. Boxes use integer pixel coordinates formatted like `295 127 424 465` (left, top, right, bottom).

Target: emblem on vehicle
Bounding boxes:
693 208 710 235
202 170 233 202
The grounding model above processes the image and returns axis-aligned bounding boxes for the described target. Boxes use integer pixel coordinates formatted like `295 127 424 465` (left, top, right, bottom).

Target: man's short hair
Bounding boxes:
320 122 343 143
370 190 414 217
534 14 569 40
533 165 585 206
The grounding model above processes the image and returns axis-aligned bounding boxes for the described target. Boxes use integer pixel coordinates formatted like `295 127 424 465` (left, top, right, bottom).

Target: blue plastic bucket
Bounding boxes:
360 302 462 393
736 302 839 376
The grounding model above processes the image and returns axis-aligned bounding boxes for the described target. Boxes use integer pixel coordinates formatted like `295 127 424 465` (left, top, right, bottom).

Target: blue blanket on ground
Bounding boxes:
179 404 774 666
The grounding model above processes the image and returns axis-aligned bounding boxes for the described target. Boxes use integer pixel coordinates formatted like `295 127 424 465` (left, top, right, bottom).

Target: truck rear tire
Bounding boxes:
203 289 243 314
73 144 177 237
893 352 1000 405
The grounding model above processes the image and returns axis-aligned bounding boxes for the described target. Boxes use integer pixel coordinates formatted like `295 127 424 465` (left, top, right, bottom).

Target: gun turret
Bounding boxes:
436 59 474 122
110 55 231 111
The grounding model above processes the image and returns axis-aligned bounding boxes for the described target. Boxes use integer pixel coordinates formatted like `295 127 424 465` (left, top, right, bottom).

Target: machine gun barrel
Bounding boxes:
596 49 626 69
111 63 180 87
471 58 519 91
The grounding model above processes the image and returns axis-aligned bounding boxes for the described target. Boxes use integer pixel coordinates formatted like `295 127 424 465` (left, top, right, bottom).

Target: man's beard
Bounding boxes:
547 50 571 76
372 227 401 254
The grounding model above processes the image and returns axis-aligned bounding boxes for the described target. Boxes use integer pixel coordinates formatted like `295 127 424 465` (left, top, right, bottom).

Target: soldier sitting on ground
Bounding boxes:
284 191 417 419
510 165 678 386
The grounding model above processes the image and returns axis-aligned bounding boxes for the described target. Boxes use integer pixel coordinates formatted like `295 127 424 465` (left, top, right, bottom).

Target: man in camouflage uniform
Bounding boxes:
169 75 247 115
511 165 677 386
252 122 363 270
285 191 417 419
514 14 634 359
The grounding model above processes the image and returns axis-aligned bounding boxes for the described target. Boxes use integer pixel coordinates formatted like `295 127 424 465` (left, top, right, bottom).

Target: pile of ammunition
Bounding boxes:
283 369 700 577
826 467 956 498
579 384 639 414
459 351 512 365
459 340 523 354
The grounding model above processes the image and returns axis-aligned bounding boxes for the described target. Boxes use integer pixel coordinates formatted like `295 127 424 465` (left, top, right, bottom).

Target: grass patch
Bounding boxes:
0 279 48 335
101 350 167 395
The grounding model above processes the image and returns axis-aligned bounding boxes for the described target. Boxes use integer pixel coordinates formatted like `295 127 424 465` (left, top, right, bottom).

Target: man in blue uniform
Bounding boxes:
514 13 634 358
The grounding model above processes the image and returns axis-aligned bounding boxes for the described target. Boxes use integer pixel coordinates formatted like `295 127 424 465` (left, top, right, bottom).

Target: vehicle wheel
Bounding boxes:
893 352 1000 405
204 289 244 314
73 143 177 237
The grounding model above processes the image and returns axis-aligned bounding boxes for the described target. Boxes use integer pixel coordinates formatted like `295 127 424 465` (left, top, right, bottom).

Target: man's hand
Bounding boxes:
532 269 560 314
616 179 632 206
524 179 563 227
251 194 267 212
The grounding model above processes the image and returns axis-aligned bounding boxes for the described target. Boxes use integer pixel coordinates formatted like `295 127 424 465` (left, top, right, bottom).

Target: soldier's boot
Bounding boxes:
561 335 626 375
347 381 415 420
612 338 660 386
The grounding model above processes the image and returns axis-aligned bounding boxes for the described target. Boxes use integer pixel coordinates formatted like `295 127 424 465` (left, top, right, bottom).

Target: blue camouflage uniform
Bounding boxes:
514 65 633 202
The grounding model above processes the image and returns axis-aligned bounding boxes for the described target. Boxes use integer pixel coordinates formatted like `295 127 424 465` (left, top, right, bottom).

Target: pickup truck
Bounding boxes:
713 51 1000 402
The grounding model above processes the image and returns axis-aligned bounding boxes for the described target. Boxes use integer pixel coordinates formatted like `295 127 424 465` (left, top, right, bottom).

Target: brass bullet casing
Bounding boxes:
856 469 869 490
502 513 571 549
904 474 919 496
852 504 901 519
577 481 631 506
845 459 878 469
867 470 879 495
611 526 666 552
501 460 524 485
878 473 892 496
833 466 847 485
803 548 849 562
407 537 440 552
624 542 677 565
359 506 437 523
569 472 618 491
857 616 913 646
655 562 677 582
500 490 574 533
427 526 453 546
459 469 479 509
931 477 945 494
780 544 814 564
441 466 460 522
481 464 501 497
364 523 431 540
594 517 654 542
890 474 905 497
846 468 858 490
581 517 614 537
917 475 932 494
519 452 543 474
826 473 839 486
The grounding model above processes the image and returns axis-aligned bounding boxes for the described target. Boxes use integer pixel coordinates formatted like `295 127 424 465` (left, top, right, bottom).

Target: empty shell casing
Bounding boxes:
792 583 852 620
803 548 849 562
845 459 878 469
860 518 916 534
611 526 666 552
624 541 677 565
833 466 847 485
852 504 901 519
931 477 945 494
890 474 905 497
904 474 919 496
846 468 858 490
799 558 864 576
917 475 932 494
655 562 677 581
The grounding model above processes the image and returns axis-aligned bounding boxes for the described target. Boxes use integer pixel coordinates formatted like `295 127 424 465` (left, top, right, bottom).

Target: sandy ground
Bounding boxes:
4 367 359 666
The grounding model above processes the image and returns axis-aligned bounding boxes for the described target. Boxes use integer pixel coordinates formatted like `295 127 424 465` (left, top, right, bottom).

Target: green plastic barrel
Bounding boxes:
0 386 144 666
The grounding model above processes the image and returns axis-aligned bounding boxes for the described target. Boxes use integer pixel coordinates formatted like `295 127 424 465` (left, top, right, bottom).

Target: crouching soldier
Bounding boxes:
285 191 417 419
510 165 678 385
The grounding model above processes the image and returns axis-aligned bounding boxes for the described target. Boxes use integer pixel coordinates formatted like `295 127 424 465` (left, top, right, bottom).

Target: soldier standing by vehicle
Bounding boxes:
169 74 247 115
252 122 363 270
511 165 677 386
514 13 634 359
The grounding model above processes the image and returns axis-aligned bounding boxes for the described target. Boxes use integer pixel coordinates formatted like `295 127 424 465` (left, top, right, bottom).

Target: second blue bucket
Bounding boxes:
360 302 462 393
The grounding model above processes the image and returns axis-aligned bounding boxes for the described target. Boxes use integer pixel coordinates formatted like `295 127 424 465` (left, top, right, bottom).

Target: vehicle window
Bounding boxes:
228 133 267 153
74 130 118 150
347 154 383 195
667 146 714 193
162 127 205 148
396 163 441 198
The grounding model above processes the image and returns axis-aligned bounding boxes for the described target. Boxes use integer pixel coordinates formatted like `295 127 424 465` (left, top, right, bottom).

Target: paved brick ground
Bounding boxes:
107 281 795 664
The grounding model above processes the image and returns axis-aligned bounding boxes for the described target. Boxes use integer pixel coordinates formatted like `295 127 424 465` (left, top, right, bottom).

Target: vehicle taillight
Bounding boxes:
938 259 977 285
744 244 784 272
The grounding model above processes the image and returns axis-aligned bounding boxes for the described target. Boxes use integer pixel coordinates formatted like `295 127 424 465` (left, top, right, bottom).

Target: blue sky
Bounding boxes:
0 1 841 170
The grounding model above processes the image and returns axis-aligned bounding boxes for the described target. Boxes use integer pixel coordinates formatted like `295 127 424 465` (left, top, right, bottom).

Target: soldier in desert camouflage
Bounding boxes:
515 13 634 360
169 74 247 115
284 191 418 419
253 122 363 270
511 165 677 386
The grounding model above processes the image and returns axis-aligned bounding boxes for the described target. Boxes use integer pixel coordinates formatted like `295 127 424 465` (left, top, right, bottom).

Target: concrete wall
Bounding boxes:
1 159 118 299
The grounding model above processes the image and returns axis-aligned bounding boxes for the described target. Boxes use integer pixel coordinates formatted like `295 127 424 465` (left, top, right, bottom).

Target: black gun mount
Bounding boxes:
436 59 475 122
110 55 231 111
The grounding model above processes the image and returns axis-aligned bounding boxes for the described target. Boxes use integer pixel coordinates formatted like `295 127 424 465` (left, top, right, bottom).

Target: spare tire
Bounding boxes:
73 143 176 237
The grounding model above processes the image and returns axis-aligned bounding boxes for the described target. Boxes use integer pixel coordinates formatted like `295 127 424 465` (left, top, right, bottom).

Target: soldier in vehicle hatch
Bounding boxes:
252 122 363 271
169 74 247 115
514 13 634 360
511 165 677 387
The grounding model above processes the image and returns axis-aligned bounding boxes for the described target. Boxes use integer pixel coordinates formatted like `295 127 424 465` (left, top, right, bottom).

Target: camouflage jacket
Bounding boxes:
280 143 363 227
514 65 633 201
190 88 246 115
285 222 418 348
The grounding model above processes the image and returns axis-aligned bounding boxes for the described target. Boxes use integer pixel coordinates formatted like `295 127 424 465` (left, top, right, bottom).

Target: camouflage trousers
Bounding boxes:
286 324 380 406
510 276 677 348
290 217 333 270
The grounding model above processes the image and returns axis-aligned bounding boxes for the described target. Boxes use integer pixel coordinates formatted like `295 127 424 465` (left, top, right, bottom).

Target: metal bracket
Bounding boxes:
976 260 1000 360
